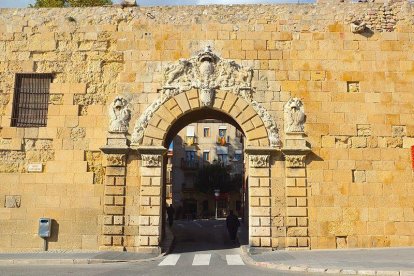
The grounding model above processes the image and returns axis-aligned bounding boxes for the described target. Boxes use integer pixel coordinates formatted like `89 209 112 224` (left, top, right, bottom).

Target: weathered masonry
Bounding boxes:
0 1 414 252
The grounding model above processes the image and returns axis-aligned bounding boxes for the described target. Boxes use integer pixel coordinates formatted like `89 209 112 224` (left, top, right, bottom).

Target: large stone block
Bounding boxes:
106 167 126 176
139 226 160 236
103 226 123 235
287 207 307 217
287 227 308 237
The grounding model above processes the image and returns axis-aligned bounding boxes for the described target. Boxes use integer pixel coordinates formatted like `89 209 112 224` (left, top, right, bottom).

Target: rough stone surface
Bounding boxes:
0 2 413 252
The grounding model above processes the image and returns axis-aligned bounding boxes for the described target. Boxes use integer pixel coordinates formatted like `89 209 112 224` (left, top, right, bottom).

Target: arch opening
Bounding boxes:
163 108 244 148
162 108 248 252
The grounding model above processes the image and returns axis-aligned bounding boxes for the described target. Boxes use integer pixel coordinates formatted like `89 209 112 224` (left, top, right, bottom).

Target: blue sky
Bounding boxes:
0 0 311 8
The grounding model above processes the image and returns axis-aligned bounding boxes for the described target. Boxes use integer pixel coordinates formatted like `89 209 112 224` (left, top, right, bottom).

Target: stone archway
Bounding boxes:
100 47 311 253
130 47 282 252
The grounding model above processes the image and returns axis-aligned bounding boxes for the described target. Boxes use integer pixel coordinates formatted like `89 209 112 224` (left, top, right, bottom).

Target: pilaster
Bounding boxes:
282 132 311 250
100 133 129 251
136 146 167 253
246 147 278 248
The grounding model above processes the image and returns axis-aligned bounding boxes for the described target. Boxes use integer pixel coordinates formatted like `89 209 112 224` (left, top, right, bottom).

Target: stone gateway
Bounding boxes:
0 1 413 252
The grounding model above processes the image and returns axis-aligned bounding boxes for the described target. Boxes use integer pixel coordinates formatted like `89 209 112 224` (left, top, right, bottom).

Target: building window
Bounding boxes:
236 129 243 137
203 127 210 137
218 154 228 164
234 153 242 161
186 125 196 145
203 151 210 161
219 128 227 137
186 151 195 160
11 73 53 127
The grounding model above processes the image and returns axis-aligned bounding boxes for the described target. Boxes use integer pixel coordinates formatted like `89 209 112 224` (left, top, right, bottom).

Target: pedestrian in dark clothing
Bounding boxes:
167 204 175 227
226 210 240 241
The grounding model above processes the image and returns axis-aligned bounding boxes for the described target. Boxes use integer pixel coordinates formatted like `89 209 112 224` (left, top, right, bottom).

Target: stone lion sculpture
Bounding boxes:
108 96 131 133
284 98 306 133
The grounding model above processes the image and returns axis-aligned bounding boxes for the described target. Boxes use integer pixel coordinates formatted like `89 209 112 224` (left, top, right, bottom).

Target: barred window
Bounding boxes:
11 73 53 127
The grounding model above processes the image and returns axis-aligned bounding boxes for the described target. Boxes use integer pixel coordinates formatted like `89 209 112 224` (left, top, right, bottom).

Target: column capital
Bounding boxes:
135 146 167 168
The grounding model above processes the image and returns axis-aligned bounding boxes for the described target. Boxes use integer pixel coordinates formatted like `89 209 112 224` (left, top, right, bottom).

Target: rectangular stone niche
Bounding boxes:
336 236 347 249
5 195 21 208
347 81 359 93
352 170 366 183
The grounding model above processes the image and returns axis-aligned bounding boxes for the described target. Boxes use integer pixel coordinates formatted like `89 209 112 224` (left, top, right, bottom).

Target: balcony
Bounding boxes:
216 136 229 145
181 159 199 170
185 136 198 146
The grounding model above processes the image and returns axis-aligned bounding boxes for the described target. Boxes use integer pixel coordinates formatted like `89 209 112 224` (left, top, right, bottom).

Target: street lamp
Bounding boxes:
214 189 220 219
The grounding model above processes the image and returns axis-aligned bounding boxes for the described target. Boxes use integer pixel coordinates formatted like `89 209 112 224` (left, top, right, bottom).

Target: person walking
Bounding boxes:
226 210 240 241
167 204 175 227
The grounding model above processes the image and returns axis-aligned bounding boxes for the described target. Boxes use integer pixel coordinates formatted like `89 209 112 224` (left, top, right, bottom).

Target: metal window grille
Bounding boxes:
11 73 53 127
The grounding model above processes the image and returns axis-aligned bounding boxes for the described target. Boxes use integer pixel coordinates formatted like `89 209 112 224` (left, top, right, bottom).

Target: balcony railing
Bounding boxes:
216 136 229 145
181 159 199 170
185 136 198 145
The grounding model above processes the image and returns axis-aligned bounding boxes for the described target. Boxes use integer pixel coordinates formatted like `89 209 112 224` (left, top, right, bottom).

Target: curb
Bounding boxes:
239 246 414 276
0 231 176 266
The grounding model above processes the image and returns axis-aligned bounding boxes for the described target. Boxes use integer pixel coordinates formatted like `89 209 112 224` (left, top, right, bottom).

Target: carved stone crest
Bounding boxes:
285 155 306 168
163 46 253 92
106 154 125 166
131 47 281 148
249 155 270 168
284 98 306 133
142 154 161 167
108 96 131 133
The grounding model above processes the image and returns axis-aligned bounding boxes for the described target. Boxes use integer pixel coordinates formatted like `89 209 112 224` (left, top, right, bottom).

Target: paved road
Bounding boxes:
0 219 329 275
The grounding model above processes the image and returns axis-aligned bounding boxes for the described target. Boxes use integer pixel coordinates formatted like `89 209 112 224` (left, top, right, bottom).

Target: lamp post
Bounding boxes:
214 189 220 219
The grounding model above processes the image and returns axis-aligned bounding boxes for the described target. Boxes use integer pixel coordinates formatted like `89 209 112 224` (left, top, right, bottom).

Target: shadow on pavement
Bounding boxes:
169 218 248 253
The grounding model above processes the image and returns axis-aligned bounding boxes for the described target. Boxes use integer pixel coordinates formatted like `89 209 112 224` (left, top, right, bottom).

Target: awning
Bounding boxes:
218 126 227 130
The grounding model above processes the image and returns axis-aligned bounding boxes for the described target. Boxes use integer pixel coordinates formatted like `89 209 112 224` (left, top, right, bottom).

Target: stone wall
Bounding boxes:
0 2 414 251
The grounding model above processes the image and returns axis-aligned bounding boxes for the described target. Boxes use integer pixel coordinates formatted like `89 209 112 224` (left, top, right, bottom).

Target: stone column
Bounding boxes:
282 132 311 249
136 146 167 253
100 133 130 251
247 148 273 247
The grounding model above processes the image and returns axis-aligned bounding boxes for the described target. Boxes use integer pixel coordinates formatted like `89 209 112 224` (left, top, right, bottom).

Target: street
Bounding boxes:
0 219 327 276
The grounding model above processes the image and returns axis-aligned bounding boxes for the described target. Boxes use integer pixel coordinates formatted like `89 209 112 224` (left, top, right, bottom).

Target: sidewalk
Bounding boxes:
0 251 160 265
241 245 414 276
0 226 175 265
235 224 414 275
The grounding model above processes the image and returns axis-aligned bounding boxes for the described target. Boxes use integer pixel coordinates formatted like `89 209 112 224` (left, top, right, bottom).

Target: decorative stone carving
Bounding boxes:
142 154 161 167
108 96 131 133
131 47 281 147
249 155 270 168
284 98 306 133
5 195 21 208
350 20 367 34
162 46 252 91
285 155 306 168
106 154 125 167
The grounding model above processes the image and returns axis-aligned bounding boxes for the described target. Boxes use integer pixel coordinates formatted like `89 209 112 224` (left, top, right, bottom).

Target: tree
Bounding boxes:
32 0 65 7
67 0 112 7
194 163 241 195
32 0 112 7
